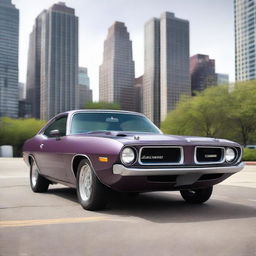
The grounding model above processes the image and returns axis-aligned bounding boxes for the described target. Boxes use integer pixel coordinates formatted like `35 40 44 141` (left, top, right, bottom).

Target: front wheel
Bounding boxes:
180 187 213 204
76 159 108 211
30 159 50 192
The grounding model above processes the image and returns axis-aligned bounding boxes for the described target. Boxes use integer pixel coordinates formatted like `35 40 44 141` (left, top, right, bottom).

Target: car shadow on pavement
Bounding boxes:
47 187 78 203
47 185 256 224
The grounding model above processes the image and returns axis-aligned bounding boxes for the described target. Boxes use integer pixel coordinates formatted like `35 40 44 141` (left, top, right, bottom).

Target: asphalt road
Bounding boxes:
0 158 256 256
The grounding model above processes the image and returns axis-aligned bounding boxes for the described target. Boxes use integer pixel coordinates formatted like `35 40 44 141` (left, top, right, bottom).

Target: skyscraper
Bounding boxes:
160 12 190 122
78 67 92 108
143 18 161 125
99 22 135 111
0 0 19 118
235 0 256 81
190 54 217 95
27 2 79 120
26 15 42 119
144 12 190 125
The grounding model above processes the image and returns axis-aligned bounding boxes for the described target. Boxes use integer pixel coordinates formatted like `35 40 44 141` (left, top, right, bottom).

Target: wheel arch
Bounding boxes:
71 154 95 178
28 154 36 166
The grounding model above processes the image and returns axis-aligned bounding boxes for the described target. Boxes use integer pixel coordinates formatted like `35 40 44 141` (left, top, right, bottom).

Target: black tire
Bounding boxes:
30 159 50 193
180 187 213 204
76 159 107 211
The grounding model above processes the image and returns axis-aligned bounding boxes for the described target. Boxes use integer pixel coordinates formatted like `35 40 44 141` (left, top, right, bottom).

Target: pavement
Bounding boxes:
0 158 256 256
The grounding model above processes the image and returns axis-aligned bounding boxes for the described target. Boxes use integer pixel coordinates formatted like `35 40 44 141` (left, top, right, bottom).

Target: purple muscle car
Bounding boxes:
23 110 244 210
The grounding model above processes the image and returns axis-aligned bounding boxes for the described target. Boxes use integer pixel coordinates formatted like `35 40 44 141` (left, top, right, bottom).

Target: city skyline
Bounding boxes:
14 0 234 101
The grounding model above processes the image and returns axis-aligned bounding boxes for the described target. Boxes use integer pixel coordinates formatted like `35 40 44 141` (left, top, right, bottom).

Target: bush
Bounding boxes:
0 117 46 157
243 148 256 161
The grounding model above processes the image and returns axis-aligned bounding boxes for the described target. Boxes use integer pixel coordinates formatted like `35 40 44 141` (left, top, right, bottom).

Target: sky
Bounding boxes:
13 0 234 101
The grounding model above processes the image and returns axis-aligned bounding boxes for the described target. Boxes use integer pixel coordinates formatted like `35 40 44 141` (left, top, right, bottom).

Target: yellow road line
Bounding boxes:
0 216 109 228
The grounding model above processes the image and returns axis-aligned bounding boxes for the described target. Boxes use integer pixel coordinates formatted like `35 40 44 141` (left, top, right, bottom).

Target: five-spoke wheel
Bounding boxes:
76 159 107 210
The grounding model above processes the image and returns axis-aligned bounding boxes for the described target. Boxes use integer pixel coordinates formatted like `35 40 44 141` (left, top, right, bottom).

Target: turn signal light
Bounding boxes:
98 157 108 163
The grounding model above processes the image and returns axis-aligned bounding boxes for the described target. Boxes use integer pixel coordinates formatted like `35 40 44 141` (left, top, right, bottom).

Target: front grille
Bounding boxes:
195 147 225 164
139 147 183 165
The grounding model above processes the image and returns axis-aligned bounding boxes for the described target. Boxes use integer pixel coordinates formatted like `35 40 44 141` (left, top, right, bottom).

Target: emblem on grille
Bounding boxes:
141 155 164 160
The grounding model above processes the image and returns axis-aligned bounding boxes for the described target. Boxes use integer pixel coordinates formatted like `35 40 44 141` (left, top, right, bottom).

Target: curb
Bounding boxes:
245 162 256 165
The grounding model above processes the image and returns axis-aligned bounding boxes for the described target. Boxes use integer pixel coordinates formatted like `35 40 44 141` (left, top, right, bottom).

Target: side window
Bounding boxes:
44 116 68 137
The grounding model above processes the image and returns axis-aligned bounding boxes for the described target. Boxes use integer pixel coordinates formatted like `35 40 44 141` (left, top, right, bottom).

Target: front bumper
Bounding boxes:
113 162 245 176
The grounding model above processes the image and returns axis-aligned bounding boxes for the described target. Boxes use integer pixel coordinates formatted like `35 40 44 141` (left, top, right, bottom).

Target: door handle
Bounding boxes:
40 144 44 149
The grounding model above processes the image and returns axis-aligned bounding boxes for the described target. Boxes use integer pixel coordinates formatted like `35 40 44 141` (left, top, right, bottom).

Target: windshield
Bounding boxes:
70 112 161 134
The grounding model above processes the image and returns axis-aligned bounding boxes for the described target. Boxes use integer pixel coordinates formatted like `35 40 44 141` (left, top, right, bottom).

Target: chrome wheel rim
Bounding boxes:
79 164 92 201
31 162 39 187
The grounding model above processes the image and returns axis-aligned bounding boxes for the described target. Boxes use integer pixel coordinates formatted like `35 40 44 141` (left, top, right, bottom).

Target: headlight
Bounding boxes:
225 148 236 162
121 147 136 165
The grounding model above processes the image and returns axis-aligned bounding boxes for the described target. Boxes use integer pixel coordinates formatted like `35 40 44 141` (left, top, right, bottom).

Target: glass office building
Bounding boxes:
0 0 19 118
27 2 79 120
99 22 135 111
144 12 190 125
235 0 256 81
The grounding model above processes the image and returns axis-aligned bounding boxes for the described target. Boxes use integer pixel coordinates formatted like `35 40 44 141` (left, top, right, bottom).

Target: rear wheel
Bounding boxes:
76 159 107 210
180 187 213 204
30 159 50 192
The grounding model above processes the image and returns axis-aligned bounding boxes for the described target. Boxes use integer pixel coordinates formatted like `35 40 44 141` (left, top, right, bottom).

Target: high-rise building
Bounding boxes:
190 54 217 95
26 2 79 120
235 0 256 81
160 12 190 121
216 73 229 85
78 67 92 108
143 18 161 125
0 0 19 118
26 15 43 119
144 12 190 125
99 22 135 111
134 76 143 113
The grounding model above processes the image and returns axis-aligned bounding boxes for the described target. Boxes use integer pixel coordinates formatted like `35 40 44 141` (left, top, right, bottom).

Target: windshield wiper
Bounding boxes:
86 130 109 134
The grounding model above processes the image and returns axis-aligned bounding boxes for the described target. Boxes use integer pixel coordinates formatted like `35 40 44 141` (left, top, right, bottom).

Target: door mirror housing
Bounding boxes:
49 129 61 139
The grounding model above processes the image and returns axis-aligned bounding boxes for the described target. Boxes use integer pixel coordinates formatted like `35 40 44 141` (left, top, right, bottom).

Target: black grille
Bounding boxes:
196 147 224 163
140 147 182 165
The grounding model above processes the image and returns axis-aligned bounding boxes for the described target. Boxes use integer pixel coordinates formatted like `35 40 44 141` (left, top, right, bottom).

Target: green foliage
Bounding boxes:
0 117 46 157
161 80 256 146
84 101 120 110
243 148 256 161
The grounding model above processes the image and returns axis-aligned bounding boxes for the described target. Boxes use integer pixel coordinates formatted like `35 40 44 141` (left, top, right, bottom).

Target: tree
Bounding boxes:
84 101 120 110
161 81 256 145
227 81 256 145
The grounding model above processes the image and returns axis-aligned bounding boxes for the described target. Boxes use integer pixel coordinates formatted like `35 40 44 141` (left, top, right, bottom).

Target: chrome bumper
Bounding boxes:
113 162 245 176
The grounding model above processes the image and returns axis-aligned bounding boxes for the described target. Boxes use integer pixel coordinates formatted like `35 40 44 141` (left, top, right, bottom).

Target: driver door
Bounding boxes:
37 115 69 181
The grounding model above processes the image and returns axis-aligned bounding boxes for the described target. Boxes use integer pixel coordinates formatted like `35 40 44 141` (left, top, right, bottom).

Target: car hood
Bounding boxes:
74 131 240 147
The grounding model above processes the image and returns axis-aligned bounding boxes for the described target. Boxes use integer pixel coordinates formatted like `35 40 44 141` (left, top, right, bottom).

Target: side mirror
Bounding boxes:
49 129 61 139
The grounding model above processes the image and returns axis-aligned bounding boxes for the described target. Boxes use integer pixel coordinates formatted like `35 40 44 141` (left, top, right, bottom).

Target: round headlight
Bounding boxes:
225 148 236 162
121 147 135 165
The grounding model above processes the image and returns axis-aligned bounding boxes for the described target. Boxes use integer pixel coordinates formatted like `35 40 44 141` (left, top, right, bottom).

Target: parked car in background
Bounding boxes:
23 110 244 210
245 145 256 149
